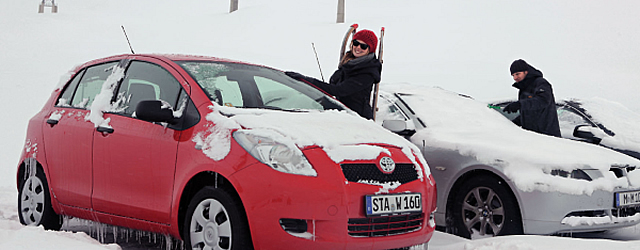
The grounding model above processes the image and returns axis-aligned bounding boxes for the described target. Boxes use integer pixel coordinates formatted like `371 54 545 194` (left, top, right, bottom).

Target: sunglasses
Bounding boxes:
352 40 369 50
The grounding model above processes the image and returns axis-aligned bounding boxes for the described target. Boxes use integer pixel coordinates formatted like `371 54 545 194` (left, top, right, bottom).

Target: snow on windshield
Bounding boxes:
192 104 430 181
577 97 640 154
379 83 640 195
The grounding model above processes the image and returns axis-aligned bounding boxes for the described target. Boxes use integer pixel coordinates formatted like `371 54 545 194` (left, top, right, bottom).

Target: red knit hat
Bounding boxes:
352 29 378 54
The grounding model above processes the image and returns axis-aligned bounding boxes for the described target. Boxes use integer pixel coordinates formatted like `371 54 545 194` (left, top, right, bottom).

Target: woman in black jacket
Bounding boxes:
286 29 382 120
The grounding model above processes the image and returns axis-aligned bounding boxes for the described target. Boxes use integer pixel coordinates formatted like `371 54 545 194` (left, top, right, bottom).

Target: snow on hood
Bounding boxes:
192 104 430 180
379 83 640 195
571 97 640 154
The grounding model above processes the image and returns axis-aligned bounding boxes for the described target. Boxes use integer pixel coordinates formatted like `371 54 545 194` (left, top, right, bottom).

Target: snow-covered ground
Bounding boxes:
2 0 640 249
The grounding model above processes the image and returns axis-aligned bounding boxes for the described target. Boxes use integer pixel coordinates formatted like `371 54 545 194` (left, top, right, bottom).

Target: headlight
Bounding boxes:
233 131 317 176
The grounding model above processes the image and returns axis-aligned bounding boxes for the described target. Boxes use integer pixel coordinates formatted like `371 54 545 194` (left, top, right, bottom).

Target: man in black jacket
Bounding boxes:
503 59 561 137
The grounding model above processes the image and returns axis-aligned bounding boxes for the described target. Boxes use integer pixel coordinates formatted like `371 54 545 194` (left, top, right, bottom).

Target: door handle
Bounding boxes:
46 119 59 126
96 126 114 134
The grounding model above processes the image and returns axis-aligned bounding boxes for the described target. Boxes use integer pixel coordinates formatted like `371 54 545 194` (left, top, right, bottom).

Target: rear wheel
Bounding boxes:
450 174 522 239
18 166 63 230
183 187 253 250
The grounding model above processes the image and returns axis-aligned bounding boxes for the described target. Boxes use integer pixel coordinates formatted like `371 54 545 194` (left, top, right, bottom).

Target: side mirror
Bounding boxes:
382 120 415 136
135 100 176 124
573 124 602 144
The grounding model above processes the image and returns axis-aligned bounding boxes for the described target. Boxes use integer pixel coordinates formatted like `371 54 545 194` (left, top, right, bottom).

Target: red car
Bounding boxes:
17 54 437 249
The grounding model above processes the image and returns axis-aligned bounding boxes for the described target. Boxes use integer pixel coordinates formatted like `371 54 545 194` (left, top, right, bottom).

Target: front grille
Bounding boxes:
348 213 424 237
612 206 640 217
565 207 639 220
341 163 418 184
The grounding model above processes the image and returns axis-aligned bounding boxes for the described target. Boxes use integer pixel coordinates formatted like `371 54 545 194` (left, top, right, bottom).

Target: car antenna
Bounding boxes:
311 43 325 81
121 25 135 54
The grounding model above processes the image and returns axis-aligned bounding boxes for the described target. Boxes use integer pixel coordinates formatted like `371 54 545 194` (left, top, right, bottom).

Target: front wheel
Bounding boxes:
183 187 253 250
18 166 63 230
450 174 522 239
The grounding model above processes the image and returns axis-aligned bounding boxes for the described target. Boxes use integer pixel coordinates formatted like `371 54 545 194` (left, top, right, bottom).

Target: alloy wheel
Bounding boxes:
461 186 505 237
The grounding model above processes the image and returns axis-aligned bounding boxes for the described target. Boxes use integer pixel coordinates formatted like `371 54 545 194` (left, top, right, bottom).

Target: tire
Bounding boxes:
450 174 523 239
17 166 63 230
183 187 253 250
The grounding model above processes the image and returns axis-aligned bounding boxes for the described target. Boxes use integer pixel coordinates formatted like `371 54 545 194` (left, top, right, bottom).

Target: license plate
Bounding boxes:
365 193 422 216
615 190 640 207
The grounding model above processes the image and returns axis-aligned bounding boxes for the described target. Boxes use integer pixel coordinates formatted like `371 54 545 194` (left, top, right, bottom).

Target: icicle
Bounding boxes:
26 158 37 178
215 172 219 188
127 228 132 243
164 234 173 250
112 225 117 243
24 158 30 179
59 214 65 227
97 222 104 243
312 219 316 241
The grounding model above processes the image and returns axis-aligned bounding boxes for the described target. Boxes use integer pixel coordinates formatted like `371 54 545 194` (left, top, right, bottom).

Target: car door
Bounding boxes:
42 61 120 209
91 59 186 224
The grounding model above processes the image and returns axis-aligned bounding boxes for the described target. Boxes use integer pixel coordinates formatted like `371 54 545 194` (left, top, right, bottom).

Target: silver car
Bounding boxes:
376 84 640 239
491 99 640 160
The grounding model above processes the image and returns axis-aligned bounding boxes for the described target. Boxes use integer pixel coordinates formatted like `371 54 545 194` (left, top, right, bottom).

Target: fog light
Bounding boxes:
279 218 308 233
429 210 437 228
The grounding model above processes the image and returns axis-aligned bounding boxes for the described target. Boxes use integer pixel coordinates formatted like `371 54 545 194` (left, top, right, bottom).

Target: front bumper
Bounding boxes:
518 189 640 234
229 147 436 250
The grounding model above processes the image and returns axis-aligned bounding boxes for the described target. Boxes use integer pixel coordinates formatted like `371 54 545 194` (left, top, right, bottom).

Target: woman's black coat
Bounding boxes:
293 53 382 119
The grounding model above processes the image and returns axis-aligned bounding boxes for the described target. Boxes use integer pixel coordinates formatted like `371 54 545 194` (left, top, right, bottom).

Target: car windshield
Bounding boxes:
177 61 344 111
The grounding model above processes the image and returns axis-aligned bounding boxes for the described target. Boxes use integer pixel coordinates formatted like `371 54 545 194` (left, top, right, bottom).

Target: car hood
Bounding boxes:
379 83 640 195
193 104 429 179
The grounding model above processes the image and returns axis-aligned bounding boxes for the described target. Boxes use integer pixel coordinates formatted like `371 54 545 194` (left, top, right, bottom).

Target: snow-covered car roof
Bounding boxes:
377 83 640 195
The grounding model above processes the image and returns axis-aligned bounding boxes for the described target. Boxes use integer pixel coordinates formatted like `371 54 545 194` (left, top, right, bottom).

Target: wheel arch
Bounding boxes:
444 168 524 232
176 171 247 240
17 158 51 197
16 157 64 230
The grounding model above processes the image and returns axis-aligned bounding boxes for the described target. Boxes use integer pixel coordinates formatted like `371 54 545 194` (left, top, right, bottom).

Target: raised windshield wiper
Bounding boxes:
259 106 306 112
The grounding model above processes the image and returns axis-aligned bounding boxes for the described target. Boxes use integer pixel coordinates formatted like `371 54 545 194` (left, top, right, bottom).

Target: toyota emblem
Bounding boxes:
379 156 396 173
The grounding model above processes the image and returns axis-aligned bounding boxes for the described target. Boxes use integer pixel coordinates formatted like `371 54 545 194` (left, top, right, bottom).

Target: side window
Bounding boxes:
558 106 593 138
376 95 408 122
70 62 119 108
558 107 591 126
117 61 181 116
56 69 85 107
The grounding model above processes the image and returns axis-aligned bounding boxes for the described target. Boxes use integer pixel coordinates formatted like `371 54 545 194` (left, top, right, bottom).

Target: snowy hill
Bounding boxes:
2 0 640 249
